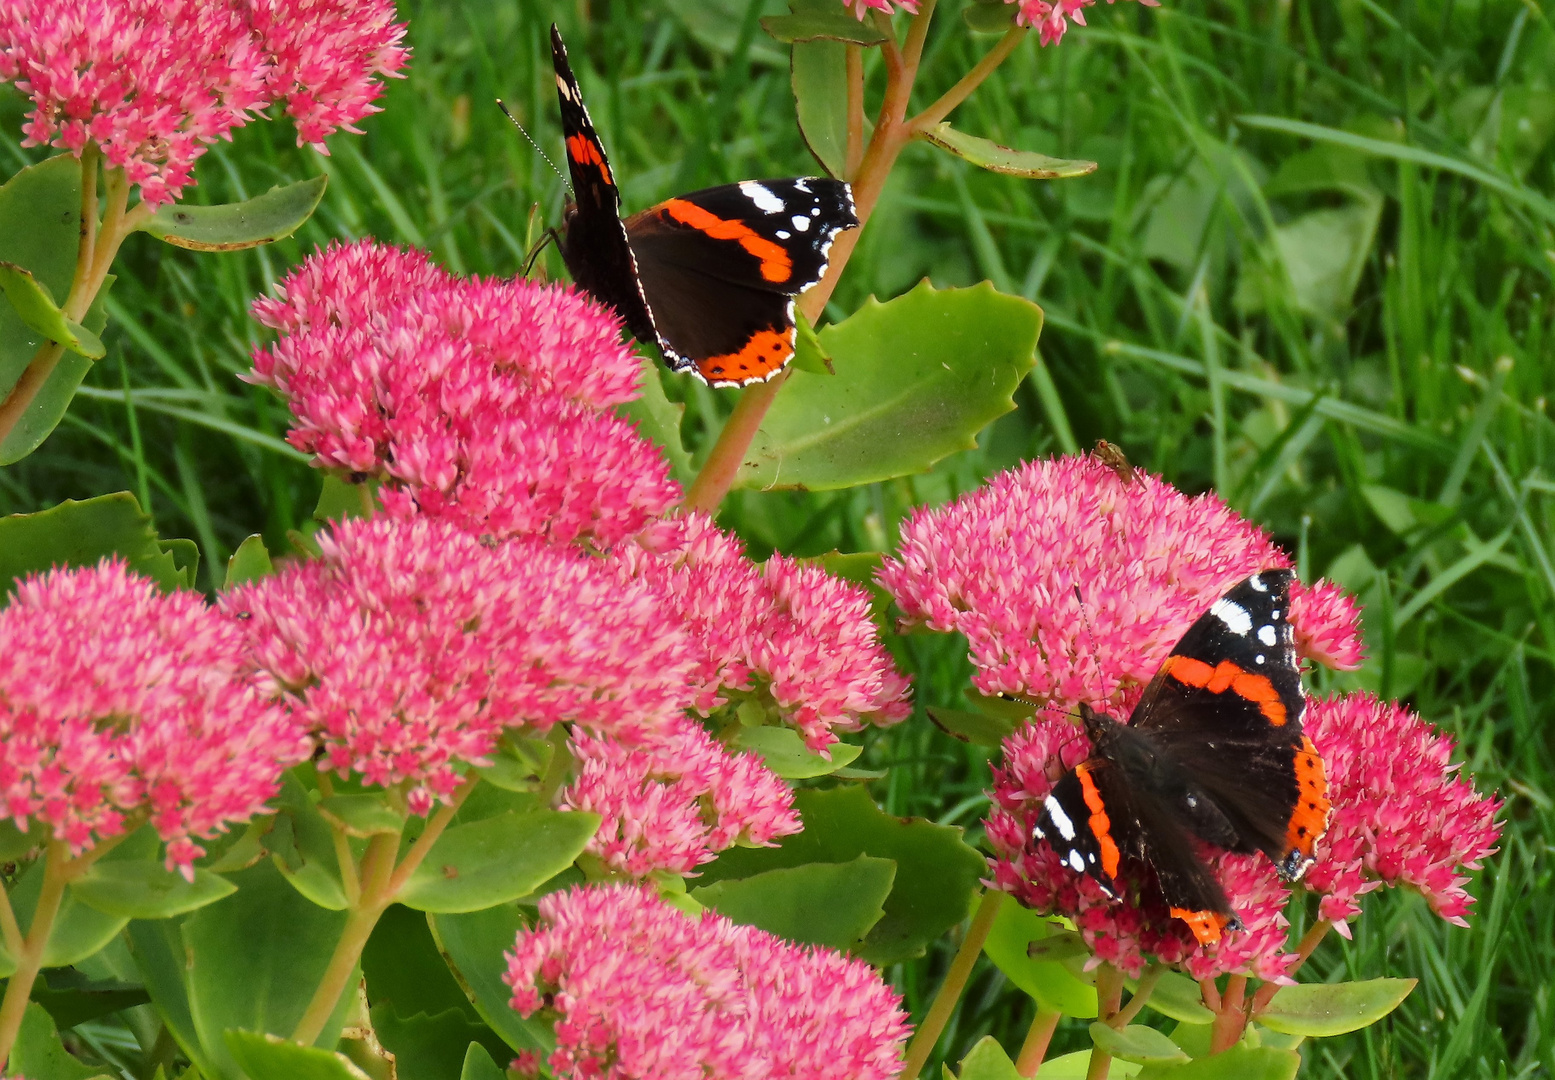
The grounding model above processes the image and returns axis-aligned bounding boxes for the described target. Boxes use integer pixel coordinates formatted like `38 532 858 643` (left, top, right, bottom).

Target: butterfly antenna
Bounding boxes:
496 99 570 194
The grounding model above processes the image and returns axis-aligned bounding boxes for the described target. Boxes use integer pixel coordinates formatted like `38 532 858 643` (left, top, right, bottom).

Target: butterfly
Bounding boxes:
1033 569 1332 944
549 25 857 387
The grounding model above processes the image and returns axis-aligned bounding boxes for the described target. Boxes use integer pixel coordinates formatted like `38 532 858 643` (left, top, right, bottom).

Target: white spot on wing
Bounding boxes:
794 178 811 192
1255 654 1266 665
791 214 811 231
1210 598 1253 636
1258 624 1278 647
1043 795 1076 842
1067 850 1085 873
775 230 790 239
739 180 784 214
1249 575 1269 592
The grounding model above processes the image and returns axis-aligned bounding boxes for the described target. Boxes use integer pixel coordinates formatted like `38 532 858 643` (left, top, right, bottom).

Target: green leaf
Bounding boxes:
224 1030 372 1080
1133 971 1215 1025
0 818 40 861
926 705 1020 748
729 725 861 777
1089 1023 1191 1066
139 175 328 251
0 491 196 598
396 810 600 913
690 856 895 949
1136 1045 1300 1080
945 1035 1022 1080
474 735 554 793
0 152 85 463
0 261 103 358
124 919 206 1072
0 272 111 464
460 1043 506 1080
737 281 1042 491
762 0 888 46
9 1003 113 1080
694 785 986 964
363 905 488 1029
32 977 151 1032
791 37 849 178
185 860 355 1077
916 122 1098 179
224 534 275 588
313 473 375 524
70 862 236 920
982 901 1098 1017
1038 1051 1141 1078
265 771 352 910
429 904 554 1055
317 794 406 838
617 354 694 486
371 1003 507 1080
1253 978 1417 1037
1235 197 1383 323
963 2 1018 34
789 309 833 375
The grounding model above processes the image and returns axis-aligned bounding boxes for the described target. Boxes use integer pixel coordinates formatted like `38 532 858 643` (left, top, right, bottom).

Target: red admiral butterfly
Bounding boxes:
550 26 858 387
1034 569 1332 945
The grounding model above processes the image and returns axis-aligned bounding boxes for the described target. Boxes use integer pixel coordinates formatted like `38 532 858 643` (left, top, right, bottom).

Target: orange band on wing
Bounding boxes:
1170 907 1232 946
696 328 793 386
566 135 612 185
661 198 793 283
1284 735 1332 861
1074 763 1120 881
1163 656 1288 725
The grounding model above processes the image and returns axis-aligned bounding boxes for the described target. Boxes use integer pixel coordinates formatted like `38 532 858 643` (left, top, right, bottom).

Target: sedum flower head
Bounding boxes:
0 0 407 206
841 0 1158 47
1303 693 1502 930
623 513 911 752
249 240 676 547
229 516 696 813
878 454 1362 719
562 715 800 878
0 561 307 873
505 884 909 1080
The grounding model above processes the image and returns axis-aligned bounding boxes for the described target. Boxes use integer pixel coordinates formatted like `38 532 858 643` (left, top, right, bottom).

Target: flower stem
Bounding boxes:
1015 1007 1061 1077
898 888 1004 1080
845 45 866 179
1248 918 1333 1017
1083 964 1125 1080
0 842 75 1071
1113 964 1165 1028
911 26 1028 132
1209 974 1248 1054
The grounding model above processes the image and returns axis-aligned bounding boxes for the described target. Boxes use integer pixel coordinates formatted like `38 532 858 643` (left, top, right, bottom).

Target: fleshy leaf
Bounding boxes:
396 810 600 913
224 534 275 589
791 37 849 178
926 705 1020 747
689 856 895 949
1038 1051 1142 1078
737 281 1041 491
946 1035 1022 1080
139 175 328 251
430 904 555 1055
461 1043 507 1080
1136 1045 1300 1080
694 785 986 964
963 0 1019 33
363 904 491 1029
617 354 694 486
224 1030 371 1080
916 122 1098 179
265 771 351 910
1253 978 1417 1037
0 261 103 358
0 273 112 465
9 1003 111 1080
729 725 861 778
0 491 197 598
762 0 889 46
790 309 833 375
1135 971 1215 1025
371 1003 506 1080
316 794 405 838
1089 1023 1191 1066
982 900 1098 1017
70 862 237 920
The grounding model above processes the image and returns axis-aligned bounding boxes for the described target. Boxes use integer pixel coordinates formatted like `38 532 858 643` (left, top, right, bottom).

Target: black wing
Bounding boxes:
1034 759 1239 945
1130 569 1329 879
550 25 657 346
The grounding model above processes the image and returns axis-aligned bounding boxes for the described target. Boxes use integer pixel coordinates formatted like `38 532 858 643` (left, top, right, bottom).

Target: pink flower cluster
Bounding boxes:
878 455 1363 721
0 0 408 206
505 884 909 1080
228 516 696 813
563 715 801 877
985 717 1298 981
1303 694 1502 929
624 513 912 752
0 561 308 873
843 0 1159 47
249 240 678 548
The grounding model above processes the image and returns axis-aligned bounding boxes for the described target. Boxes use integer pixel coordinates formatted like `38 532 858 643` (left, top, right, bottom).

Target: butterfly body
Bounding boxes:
1033 569 1332 944
550 26 857 386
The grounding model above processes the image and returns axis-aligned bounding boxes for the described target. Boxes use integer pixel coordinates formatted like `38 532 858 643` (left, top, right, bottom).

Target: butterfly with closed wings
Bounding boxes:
1034 569 1333 945
549 25 858 388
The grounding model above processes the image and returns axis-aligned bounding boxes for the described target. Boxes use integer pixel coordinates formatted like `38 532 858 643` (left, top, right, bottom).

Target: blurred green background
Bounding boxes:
2 1 1550 1076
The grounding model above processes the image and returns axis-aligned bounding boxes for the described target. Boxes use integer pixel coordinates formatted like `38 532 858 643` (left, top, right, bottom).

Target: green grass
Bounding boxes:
4 0 1552 1076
